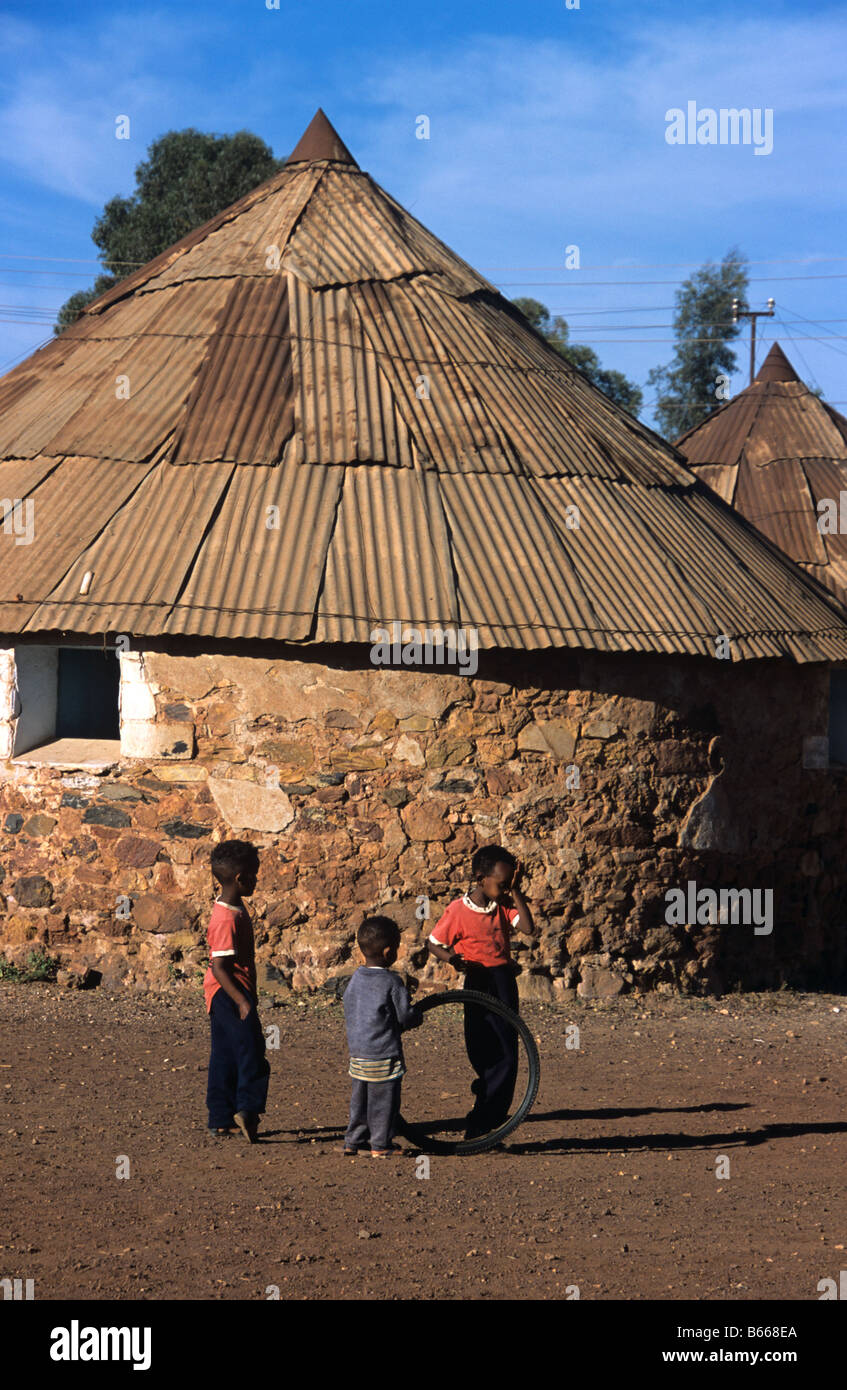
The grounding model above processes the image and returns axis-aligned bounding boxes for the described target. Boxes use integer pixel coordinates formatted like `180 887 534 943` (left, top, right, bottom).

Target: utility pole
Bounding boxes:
732 297 775 385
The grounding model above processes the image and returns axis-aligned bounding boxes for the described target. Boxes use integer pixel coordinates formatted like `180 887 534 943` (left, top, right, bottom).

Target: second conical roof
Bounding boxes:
677 343 847 604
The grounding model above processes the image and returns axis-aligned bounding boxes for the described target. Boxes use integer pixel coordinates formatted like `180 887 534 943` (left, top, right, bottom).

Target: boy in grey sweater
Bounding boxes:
342 916 422 1156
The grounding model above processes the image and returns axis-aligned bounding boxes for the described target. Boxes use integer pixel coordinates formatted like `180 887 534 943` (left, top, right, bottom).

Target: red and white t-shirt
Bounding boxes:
429 894 520 968
203 901 257 1012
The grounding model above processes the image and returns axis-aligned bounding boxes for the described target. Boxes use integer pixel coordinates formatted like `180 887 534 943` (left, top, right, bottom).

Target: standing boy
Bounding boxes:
343 916 422 1157
427 845 534 1140
204 839 270 1143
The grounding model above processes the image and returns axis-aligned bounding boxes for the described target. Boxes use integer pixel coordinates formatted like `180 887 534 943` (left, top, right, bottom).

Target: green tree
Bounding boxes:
646 249 749 439
55 129 284 333
511 297 643 416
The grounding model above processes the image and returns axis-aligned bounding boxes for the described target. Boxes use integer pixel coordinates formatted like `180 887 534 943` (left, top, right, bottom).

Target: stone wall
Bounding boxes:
0 643 844 998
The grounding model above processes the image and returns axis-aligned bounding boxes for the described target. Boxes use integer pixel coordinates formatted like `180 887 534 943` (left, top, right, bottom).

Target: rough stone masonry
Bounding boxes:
0 645 844 1000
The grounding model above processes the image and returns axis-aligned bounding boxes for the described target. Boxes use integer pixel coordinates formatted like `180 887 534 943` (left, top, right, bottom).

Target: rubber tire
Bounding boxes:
396 988 541 1155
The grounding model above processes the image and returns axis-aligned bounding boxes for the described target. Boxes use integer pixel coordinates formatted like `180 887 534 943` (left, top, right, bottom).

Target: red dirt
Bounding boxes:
2 983 846 1300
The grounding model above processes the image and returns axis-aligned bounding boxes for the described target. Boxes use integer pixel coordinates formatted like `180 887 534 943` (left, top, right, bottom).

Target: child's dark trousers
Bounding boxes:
462 963 519 1132
345 1077 402 1151
206 990 270 1129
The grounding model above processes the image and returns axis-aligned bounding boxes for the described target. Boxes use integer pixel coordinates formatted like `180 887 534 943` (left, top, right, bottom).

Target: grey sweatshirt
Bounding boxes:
343 966 422 1059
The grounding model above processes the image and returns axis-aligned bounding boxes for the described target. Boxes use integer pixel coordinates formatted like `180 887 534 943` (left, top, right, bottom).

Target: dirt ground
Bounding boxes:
2 982 846 1301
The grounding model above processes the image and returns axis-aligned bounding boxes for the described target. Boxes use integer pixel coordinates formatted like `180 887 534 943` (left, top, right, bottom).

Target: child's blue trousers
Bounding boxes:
206 990 270 1129
345 1077 402 1151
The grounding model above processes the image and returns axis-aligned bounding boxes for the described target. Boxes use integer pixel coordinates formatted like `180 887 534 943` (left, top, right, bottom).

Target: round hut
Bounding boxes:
677 341 847 606
1 113 847 997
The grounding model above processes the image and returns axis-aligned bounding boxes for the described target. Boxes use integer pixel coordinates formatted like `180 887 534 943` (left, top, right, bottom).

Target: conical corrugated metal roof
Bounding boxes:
2 118 847 660
676 343 847 607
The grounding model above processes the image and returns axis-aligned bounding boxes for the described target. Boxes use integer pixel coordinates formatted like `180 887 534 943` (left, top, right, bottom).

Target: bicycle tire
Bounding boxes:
396 988 540 1155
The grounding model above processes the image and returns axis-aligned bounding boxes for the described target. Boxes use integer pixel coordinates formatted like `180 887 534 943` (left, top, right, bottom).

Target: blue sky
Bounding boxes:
1 0 845 426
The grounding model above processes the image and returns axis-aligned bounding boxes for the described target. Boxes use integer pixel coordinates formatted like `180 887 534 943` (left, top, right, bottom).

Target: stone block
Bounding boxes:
565 926 596 956
581 719 618 741
426 736 473 770
121 721 194 759
11 874 53 907
577 965 625 999
132 894 196 933
208 777 295 833
517 971 555 1003
97 782 143 802
83 805 131 829
152 764 208 782
113 836 162 868
20 813 57 837
401 801 451 842
393 734 425 766
517 720 577 760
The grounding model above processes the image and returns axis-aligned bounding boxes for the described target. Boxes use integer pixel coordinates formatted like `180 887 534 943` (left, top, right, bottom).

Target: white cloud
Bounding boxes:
0 10 226 204
356 16 847 228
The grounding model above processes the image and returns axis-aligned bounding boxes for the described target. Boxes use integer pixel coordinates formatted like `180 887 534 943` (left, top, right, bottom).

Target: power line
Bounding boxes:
480 256 847 271
773 311 824 387
493 274 847 287
0 334 53 374
777 302 847 364
0 253 139 266
3 250 847 270
541 334 847 344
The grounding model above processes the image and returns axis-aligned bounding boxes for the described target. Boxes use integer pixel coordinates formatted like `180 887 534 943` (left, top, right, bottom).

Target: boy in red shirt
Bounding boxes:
203 840 269 1143
427 845 534 1140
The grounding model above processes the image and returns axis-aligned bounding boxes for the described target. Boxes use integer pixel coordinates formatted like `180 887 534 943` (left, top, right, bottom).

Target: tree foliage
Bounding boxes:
55 129 283 333
511 298 643 416
646 249 749 440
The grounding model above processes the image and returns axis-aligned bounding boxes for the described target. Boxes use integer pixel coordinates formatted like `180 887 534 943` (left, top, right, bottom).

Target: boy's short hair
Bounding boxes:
357 915 401 955
210 839 260 884
472 844 516 879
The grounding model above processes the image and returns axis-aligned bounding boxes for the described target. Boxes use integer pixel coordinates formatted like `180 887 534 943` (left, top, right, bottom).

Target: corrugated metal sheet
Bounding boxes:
166 459 343 639
692 462 737 504
353 280 524 475
67 280 225 344
355 280 692 486
744 395 847 463
288 278 414 467
439 471 599 650
316 464 458 642
0 455 158 630
0 323 211 462
25 460 234 635
2 119 847 660
141 165 324 293
86 166 316 310
45 334 210 462
807 559 847 607
800 458 847 563
735 456 827 566
171 278 294 465
680 344 847 608
678 392 764 468
282 169 489 298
